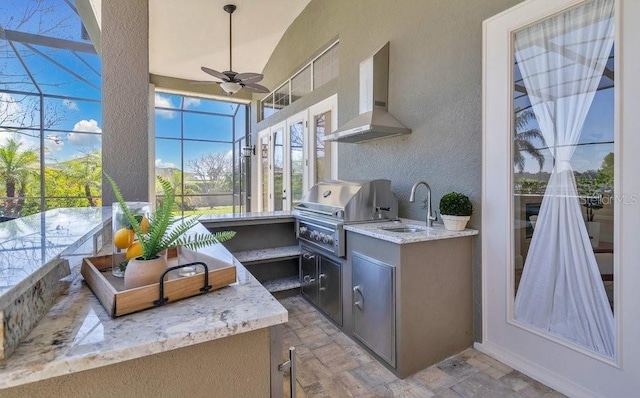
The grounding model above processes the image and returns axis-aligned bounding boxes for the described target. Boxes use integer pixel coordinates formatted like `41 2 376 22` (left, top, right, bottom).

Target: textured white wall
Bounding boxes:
101 0 150 204
255 0 524 341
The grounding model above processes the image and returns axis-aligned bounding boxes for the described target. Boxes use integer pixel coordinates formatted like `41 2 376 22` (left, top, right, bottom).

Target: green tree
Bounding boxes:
64 150 102 207
0 138 38 216
514 109 547 173
596 152 614 187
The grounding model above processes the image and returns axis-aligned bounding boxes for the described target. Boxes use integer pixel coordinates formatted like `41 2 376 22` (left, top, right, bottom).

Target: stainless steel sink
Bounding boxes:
380 225 426 233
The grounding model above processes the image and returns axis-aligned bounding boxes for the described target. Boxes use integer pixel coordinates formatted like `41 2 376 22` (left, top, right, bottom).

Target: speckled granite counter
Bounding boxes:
345 218 478 244
0 207 111 307
0 221 288 389
198 211 294 224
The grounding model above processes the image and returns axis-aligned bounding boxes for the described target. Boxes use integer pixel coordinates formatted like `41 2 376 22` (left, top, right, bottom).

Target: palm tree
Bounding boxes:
65 150 101 207
514 109 547 173
0 138 38 216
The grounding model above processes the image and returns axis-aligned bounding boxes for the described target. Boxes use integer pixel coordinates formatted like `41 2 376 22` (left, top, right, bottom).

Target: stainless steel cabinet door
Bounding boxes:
352 252 395 367
300 250 318 304
318 255 342 326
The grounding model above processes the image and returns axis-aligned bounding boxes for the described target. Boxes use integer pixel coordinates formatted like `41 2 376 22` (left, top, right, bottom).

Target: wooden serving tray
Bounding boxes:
81 248 236 317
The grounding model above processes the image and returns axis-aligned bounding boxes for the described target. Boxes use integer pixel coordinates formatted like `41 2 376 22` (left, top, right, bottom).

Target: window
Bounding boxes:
154 92 248 216
291 66 311 103
0 0 102 220
260 41 339 121
313 43 339 89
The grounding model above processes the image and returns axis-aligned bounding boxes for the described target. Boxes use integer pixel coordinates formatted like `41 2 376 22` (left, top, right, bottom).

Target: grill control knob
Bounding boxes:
299 226 308 235
316 233 324 242
324 235 334 245
310 231 318 240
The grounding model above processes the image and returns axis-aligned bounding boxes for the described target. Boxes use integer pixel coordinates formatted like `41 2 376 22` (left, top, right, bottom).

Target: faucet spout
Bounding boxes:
409 181 436 227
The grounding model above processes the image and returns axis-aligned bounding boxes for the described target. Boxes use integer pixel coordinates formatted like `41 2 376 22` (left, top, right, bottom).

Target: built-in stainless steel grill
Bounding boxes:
293 179 398 257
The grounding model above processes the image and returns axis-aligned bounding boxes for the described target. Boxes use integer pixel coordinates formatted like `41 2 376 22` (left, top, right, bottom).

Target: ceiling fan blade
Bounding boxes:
189 80 221 85
201 66 229 81
242 83 270 93
235 73 263 83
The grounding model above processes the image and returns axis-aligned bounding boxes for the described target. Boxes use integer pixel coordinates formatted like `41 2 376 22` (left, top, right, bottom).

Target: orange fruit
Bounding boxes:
114 228 134 249
126 241 143 260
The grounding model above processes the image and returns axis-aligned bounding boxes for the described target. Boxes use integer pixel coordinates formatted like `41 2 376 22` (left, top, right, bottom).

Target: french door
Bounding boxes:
481 0 640 396
256 95 338 211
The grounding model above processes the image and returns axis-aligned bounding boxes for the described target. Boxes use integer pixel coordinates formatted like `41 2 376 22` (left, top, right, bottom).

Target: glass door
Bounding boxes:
271 122 286 211
309 95 338 183
287 111 307 209
257 129 270 211
482 0 640 395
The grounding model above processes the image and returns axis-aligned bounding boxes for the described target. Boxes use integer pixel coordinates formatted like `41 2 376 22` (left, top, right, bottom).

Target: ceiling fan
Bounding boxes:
194 4 270 95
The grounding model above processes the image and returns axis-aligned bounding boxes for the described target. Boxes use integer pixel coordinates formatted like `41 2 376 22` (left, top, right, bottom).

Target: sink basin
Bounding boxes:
382 227 420 233
380 225 427 233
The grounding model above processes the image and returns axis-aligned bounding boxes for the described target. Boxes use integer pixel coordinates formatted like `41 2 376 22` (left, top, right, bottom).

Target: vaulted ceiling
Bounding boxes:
80 0 311 81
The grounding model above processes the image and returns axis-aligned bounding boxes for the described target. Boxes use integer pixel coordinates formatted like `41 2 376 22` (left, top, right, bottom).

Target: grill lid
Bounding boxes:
294 179 398 223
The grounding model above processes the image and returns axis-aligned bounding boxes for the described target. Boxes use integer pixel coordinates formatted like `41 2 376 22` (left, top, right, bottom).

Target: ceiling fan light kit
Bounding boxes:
220 81 242 95
196 4 270 96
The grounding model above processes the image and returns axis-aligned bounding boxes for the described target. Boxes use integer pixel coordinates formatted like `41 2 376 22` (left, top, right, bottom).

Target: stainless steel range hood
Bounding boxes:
324 42 411 143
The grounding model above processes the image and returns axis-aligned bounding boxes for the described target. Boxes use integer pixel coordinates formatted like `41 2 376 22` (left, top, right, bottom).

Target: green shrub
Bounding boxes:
439 192 472 217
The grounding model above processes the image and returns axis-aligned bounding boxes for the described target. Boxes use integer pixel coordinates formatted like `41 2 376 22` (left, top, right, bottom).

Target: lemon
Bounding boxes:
139 216 149 234
126 241 143 260
114 228 134 249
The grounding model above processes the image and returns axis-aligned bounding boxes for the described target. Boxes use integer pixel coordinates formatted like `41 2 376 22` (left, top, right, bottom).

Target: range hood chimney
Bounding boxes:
324 42 411 143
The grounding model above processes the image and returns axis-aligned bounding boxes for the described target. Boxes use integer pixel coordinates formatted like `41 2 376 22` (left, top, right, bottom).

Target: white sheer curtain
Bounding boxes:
514 0 615 357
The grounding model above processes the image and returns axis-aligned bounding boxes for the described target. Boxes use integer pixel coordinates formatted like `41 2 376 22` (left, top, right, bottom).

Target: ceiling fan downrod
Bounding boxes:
224 4 236 74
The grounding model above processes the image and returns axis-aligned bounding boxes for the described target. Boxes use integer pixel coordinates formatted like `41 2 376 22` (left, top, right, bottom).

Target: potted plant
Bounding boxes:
105 174 235 289
439 192 473 231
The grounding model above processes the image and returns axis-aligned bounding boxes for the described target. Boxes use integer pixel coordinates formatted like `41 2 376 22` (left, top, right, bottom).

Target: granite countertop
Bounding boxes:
0 222 288 389
198 211 294 223
345 218 478 244
0 207 111 309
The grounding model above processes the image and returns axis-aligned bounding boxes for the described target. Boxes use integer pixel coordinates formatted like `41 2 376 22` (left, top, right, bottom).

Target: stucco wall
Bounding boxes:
255 0 523 341
101 0 150 204
0 328 270 398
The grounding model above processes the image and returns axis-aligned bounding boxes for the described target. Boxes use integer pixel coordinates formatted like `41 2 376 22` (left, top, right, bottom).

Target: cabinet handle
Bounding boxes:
302 253 315 260
303 275 316 284
353 285 363 310
318 273 326 291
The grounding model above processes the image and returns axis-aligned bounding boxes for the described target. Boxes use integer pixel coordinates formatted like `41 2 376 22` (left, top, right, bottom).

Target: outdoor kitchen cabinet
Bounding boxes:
344 230 474 378
300 246 343 325
352 252 395 367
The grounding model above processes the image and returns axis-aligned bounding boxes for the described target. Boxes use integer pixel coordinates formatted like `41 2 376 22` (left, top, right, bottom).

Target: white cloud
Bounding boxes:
183 97 201 108
72 119 102 133
155 158 176 168
68 119 102 147
62 99 79 110
0 128 39 151
0 92 21 117
155 94 177 119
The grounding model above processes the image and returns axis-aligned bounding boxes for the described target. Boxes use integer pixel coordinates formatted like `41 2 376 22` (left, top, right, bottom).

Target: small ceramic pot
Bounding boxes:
124 255 169 289
441 215 470 231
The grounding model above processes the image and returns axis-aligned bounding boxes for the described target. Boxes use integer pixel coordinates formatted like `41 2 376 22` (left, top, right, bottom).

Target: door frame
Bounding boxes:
480 0 640 396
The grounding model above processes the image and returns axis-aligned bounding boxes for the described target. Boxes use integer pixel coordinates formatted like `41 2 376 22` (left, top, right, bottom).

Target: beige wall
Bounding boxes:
254 0 524 341
1 328 271 398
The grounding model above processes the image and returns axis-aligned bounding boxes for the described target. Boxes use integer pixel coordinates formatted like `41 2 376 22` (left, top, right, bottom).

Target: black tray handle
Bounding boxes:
153 261 211 307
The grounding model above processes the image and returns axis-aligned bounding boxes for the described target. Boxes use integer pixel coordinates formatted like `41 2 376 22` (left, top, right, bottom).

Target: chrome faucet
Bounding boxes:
409 181 436 227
